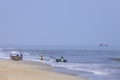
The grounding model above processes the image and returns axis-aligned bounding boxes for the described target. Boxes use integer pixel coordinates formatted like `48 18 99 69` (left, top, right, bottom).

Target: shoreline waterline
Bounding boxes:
1 46 120 80
0 59 87 80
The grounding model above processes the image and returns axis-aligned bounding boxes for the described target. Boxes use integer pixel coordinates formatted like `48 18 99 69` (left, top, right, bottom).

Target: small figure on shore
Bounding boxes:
20 53 23 60
40 54 44 61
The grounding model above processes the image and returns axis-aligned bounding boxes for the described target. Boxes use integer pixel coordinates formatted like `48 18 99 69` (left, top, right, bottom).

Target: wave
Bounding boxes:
42 62 119 76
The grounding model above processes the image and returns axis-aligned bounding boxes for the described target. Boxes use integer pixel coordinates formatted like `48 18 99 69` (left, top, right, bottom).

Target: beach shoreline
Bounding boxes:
0 59 87 80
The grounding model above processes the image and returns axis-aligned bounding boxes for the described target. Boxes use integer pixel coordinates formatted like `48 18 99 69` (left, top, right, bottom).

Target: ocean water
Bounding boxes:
0 45 120 80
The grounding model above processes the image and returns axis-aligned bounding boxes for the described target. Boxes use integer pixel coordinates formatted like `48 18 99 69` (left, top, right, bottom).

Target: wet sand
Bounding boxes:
0 60 87 80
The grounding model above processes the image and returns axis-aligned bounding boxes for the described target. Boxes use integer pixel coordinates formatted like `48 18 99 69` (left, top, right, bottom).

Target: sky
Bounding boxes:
0 0 120 46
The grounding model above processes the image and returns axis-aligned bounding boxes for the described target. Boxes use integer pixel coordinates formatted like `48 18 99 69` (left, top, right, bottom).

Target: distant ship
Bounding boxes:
99 43 109 47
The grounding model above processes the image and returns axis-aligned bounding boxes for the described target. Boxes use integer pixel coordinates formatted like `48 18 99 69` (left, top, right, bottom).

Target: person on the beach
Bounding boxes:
20 53 23 60
40 54 44 61
10 53 12 58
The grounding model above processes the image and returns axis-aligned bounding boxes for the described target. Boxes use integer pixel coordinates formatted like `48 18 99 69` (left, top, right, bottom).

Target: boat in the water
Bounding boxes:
99 43 109 47
50 56 67 63
56 58 67 63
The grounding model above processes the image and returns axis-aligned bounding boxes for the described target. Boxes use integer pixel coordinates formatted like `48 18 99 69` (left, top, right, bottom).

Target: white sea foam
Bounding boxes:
0 48 3 50
47 63 109 75
23 52 30 56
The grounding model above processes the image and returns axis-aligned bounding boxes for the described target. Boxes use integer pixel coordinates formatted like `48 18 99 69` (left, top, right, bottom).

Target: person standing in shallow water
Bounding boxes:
40 54 44 61
20 53 23 60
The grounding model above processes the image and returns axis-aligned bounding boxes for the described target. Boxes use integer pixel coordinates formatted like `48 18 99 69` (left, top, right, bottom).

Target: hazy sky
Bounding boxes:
0 0 120 46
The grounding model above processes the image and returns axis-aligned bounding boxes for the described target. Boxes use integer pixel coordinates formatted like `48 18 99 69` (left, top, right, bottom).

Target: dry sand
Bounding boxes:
0 60 86 80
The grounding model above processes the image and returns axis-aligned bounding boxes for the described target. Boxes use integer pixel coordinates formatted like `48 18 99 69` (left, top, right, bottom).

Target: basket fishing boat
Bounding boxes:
10 51 23 61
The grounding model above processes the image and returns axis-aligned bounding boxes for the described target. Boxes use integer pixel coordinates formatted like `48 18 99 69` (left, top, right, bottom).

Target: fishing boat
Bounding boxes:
50 56 67 63
10 51 23 61
56 58 67 63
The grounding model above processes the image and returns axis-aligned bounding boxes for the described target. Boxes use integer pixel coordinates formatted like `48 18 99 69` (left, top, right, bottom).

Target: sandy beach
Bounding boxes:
0 60 86 80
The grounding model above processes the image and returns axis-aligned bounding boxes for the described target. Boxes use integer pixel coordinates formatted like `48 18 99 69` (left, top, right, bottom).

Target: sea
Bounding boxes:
0 45 120 80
